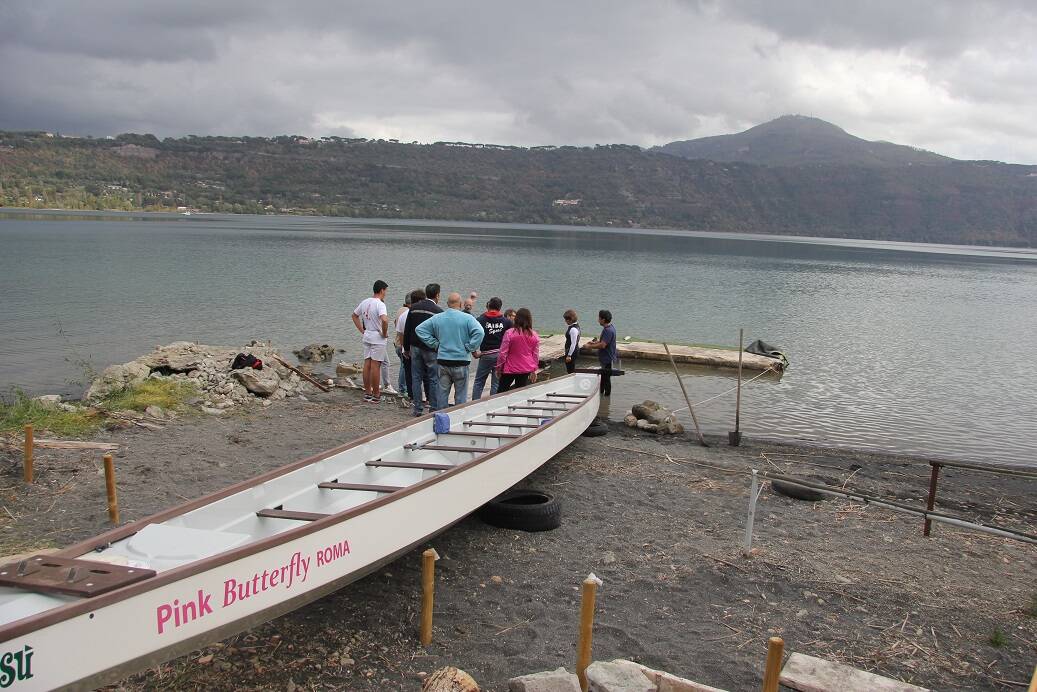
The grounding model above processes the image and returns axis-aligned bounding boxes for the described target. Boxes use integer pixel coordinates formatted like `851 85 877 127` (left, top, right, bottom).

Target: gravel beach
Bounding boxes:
1 388 1033 691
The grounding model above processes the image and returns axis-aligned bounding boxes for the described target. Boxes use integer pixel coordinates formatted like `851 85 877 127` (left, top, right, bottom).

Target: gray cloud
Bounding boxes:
1 1 1036 163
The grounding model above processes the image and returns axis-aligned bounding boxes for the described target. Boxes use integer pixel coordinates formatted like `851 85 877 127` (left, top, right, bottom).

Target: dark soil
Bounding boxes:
0 389 1033 691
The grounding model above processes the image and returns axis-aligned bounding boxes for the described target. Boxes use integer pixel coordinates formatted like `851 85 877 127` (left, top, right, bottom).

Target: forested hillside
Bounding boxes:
2 130 1035 246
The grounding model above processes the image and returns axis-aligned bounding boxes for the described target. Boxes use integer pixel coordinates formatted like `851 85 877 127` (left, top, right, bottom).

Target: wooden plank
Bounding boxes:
29 439 120 451
365 460 453 471
487 412 547 419
270 354 331 392
463 421 540 429
256 509 329 522
546 393 589 399
510 405 570 411
0 555 155 598
527 398 575 405
780 653 929 692
317 482 404 493
538 333 783 372
438 431 522 439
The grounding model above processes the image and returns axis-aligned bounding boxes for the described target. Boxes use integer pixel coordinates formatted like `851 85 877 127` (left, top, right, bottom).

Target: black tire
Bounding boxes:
582 420 608 437
478 489 562 531
771 479 827 502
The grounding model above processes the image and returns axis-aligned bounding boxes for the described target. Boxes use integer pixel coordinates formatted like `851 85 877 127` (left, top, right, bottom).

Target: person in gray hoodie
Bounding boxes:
416 292 485 408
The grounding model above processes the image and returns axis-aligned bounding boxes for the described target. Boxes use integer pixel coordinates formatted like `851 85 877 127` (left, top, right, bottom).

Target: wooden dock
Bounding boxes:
538 334 783 372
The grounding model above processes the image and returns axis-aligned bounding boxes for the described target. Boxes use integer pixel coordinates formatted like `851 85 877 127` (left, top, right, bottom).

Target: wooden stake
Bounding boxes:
23 424 33 484
761 636 784 692
1027 663 1036 692
103 454 119 524
576 573 602 692
662 343 708 446
419 548 439 645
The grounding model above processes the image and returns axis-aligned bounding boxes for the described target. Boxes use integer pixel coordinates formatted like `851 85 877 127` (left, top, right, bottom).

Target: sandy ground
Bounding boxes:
0 387 1034 691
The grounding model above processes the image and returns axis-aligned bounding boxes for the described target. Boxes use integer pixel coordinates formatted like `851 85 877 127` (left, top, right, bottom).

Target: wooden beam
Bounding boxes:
318 482 404 493
256 508 329 522
365 460 453 471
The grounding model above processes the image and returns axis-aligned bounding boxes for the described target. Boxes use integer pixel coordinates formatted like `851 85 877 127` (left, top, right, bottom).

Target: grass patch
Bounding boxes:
100 379 198 413
0 391 102 437
988 629 1009 647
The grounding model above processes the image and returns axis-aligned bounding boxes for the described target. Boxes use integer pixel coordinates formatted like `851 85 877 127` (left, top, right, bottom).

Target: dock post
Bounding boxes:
924 463 941 537
663 343 708 446
729 328 744 446
744 469 761 556
23 424 33 484
576 573 602 692
761 636 784 692
103 454 119 524
420 548 440 645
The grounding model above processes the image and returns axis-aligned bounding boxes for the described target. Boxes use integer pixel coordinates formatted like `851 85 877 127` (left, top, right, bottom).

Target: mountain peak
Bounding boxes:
654 116 950 167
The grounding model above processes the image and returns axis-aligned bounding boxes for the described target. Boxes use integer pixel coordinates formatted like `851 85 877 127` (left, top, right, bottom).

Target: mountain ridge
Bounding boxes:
654 115 956 167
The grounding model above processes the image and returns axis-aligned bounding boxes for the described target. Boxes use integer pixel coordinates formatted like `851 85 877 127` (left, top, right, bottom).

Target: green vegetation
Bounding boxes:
0 380 198 438
988 629 1009 647
0 391 102 437
99 379 198 414
1 130 1035 246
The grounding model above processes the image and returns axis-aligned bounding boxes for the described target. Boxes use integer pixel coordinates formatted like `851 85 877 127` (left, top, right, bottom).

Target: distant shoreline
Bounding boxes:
4 207 1036 262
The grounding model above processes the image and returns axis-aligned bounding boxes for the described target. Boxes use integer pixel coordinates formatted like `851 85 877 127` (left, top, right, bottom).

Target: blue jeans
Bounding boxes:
396 346 410 395
410 347 439 414
438 364 470 408
471 353 499 400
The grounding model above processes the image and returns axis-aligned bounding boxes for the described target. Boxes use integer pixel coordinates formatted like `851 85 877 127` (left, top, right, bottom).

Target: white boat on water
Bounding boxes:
0 373 601 690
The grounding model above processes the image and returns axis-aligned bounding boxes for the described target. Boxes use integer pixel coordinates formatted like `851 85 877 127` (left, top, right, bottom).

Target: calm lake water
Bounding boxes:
2 210 1036 467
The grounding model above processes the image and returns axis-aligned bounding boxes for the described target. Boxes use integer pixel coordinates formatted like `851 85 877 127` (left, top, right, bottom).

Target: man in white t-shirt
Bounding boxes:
351 280 389 402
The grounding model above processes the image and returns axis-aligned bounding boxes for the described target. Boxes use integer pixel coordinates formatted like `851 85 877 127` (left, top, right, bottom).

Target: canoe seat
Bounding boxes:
318 482 404 493
366 460 453 471
438 431 522 439
405 442 489 454
256 508 328 522
464 420 540 429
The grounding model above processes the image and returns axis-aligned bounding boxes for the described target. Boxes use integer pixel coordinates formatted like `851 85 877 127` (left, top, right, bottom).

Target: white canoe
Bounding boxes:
0 373 600 690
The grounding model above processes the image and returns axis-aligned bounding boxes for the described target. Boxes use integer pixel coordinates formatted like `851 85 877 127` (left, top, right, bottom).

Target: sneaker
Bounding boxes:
363 394 373 402
369 396 381 404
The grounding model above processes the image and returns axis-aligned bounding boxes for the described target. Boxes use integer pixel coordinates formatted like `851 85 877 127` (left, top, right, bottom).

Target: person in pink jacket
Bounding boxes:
496 307 540 392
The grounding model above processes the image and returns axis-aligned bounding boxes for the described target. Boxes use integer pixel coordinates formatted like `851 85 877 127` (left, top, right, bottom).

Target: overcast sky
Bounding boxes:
2 1 1035 163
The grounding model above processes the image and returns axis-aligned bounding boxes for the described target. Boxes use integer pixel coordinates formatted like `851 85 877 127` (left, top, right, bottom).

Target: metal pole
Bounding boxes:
662 343 708 446
744 469 760 556
576 573 602 692
924 463 941 537
730 328 744 446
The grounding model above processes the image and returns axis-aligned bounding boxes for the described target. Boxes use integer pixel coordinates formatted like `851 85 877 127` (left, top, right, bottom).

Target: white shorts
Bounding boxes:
363 342 387 362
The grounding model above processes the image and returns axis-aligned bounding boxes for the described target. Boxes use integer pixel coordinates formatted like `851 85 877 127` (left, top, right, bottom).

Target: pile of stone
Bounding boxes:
293 343 336 362
623 400 684 435
84 341 310 411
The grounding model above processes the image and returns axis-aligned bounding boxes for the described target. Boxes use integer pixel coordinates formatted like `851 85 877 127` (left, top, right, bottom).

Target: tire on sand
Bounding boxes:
478 489 562 531
771 479 828 502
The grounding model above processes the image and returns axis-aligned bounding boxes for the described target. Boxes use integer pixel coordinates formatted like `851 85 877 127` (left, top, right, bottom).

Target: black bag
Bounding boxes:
231 353 263 370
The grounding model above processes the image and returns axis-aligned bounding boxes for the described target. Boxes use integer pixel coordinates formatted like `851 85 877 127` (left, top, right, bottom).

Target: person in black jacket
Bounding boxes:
472 297 513 399
402 283 443 416
562 309 581 374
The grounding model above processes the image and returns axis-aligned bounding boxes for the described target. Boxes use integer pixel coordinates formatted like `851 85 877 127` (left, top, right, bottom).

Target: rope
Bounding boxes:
671 367 778 414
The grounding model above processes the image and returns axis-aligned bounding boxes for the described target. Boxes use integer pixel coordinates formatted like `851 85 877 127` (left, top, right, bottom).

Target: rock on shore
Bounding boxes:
85 340 308 409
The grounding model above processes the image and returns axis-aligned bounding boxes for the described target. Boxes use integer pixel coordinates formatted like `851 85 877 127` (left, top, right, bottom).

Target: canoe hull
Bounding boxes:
0 376 599 690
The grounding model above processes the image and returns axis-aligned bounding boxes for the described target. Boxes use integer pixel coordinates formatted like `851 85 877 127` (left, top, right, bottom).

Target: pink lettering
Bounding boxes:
156 604 172 634
223 579 238 607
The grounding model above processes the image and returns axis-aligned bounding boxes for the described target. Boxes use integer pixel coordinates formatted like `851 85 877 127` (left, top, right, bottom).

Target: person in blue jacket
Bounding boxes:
416 292 485 409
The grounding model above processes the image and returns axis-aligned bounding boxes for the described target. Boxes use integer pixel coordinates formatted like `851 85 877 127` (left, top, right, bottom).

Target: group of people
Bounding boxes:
351 280 617 415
